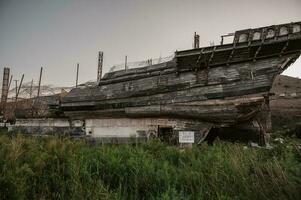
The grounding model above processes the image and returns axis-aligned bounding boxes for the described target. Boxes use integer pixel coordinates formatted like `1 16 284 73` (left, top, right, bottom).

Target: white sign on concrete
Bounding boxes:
179 131 195 143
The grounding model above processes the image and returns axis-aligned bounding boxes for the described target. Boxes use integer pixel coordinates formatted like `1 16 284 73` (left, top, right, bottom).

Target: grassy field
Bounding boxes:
0 132 300 200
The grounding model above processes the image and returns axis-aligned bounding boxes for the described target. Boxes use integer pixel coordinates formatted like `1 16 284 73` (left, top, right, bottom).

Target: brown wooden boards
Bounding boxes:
60 22 301 129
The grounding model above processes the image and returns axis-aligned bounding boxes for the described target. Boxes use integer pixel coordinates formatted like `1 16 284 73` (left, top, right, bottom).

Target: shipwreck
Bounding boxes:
2 21 301 145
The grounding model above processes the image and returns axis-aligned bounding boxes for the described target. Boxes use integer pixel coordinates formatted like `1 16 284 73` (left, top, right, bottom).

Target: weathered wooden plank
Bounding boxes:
60 22 301 131
63 54 292 106
62 73 271 113
63 96 264 125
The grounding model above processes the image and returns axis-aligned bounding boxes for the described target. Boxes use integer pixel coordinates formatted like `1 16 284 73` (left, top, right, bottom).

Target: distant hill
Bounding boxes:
270 75 301 130
271 75 301 94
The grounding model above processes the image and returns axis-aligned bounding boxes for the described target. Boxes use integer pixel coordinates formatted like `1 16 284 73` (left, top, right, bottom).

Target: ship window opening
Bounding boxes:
292 24 301 33
279 26 289 36
238 34 248 43
221 35 234 44
252 32 261 40
266 29 275 39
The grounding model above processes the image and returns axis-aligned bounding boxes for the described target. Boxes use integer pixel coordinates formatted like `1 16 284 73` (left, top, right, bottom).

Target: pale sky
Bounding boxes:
0 0 301 86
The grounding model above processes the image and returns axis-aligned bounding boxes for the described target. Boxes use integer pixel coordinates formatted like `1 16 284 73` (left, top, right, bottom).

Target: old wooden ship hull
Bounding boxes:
58 22 301 144
3 21 301 144
61 54 298 123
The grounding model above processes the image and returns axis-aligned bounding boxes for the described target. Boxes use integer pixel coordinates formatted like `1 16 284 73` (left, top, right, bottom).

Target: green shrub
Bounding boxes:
0 134 300 200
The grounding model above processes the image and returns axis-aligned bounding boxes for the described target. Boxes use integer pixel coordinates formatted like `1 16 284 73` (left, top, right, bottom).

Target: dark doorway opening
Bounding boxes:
205 125 260 145
158 126 175 144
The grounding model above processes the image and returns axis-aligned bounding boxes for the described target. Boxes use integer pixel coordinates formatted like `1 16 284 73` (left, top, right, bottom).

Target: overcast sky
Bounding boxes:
0 0 301 86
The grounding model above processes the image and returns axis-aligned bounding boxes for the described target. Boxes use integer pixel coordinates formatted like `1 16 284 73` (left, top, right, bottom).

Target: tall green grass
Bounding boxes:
0 133 300 200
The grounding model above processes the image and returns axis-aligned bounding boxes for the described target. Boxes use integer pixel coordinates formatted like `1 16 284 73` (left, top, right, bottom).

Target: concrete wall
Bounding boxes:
85 118 212 144
2 117 212 144
85 118 170 138
7 118 84 135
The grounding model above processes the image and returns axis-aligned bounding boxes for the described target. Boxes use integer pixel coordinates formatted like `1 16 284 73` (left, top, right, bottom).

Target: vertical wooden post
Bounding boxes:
14 80 18 101
194 32 200 49
1 67 10 112
125 55 128 71
37 67 43 98
97 51 103 82
76 63 79 87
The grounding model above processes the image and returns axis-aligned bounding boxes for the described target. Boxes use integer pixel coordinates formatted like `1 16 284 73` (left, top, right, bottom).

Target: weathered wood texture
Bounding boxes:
176 21 301 69
61 22 301 126
62 54 297 105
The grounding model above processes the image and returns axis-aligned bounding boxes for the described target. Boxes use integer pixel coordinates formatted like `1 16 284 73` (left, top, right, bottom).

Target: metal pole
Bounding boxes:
37 67 43 98
29 79 33 98
76 63 79 87
16 74 24 102
8 75 13 91
7 75 13 102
